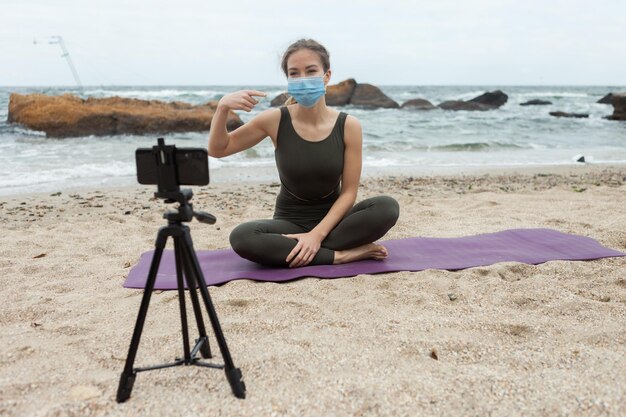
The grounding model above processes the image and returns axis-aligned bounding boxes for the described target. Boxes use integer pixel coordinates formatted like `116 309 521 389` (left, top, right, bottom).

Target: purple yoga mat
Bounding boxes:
123 228 626 290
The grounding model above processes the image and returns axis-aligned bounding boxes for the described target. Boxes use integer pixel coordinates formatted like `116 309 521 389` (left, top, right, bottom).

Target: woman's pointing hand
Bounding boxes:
218 90 267 112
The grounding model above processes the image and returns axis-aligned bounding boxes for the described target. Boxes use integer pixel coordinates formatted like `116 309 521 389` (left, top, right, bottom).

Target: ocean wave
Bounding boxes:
0 124 47 137
242 148 263 158
80 89 226 98
428 142 526 152
515 92 590 98
364 141 527 153
444 91 492 101
363 156 410 167
364 144 396 152
210 159 274 167
0 161 136 188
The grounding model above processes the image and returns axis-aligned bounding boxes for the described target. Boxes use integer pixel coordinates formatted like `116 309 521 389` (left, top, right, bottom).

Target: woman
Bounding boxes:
208 38 399 268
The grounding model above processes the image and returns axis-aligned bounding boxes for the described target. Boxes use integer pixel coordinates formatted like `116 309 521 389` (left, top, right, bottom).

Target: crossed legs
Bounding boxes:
229 195 400 267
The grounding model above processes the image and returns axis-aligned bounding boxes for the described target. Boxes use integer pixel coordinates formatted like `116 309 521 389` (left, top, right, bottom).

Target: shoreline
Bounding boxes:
2 161 625 201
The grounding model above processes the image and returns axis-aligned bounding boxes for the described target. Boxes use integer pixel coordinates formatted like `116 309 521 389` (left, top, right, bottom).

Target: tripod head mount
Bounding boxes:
157 188 216 225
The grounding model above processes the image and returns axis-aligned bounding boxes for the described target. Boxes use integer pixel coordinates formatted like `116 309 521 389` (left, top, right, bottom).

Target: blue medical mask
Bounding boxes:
287 75 326 107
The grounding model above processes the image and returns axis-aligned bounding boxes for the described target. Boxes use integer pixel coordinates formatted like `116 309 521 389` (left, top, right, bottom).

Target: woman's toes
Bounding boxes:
376 245 388 256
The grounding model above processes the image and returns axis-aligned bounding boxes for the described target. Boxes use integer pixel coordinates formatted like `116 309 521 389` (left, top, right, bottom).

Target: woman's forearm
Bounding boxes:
310 192 357 239
208 104 232 155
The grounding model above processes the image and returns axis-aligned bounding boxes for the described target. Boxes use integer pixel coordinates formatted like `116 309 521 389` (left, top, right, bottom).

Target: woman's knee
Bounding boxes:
372 195 400 226
229 221 260 255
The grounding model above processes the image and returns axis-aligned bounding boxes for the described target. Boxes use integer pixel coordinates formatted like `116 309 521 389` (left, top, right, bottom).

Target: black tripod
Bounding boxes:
116 188 246 401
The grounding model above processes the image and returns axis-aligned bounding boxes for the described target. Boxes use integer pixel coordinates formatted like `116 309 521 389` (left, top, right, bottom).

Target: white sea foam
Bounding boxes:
516 92 591 98
0 161 134 187
81 89 225 98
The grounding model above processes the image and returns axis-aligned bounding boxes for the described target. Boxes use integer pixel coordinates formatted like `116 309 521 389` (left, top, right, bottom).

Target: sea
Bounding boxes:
1 85 625 196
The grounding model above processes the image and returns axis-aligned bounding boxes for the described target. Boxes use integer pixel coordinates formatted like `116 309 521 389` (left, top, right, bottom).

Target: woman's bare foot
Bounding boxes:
333 243 388 264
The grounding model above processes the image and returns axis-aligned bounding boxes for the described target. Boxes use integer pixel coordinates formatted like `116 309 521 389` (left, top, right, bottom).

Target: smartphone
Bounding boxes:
135 147 209 186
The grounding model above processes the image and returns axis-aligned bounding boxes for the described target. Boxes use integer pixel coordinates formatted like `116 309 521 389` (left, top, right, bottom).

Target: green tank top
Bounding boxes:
275 106 347 202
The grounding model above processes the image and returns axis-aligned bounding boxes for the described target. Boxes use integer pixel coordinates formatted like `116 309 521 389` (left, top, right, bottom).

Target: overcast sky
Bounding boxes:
1 0 624 86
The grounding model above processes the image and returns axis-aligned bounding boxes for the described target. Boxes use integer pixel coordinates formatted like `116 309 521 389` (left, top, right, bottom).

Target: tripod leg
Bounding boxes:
179 228 246 399
173 236 191 362
179 244 213 359
117 230 168 403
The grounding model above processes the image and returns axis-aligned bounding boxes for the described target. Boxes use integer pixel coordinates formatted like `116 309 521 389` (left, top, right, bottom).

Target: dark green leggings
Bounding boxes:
229 195 400 267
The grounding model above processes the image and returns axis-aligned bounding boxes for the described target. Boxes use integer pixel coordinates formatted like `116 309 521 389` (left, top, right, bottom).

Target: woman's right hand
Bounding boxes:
218 90 267 112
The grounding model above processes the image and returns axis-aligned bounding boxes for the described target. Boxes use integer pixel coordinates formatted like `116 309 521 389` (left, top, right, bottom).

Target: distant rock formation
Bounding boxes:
597 93 614 104
438 90 508 111
271 78 398 109
605 93 626 121
326 79 357 106
520 99 552 106
350 83 399 108
549 111 589 118
7 93 243 138
438 100 486 111
400 98 436 110
468 90 509 107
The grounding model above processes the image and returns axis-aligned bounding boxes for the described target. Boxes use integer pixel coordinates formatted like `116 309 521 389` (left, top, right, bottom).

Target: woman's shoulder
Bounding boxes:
343 112 360 129
255 106 283 124
342 113 362 146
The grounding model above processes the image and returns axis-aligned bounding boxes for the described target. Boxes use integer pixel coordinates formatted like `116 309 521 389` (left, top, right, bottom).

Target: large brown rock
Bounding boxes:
350 83 399 108
438 90 508 111
400 98 436 110
326 78 357 106
270 78 398 109
605 93 626 121
7 93 243 138
270 92 290 107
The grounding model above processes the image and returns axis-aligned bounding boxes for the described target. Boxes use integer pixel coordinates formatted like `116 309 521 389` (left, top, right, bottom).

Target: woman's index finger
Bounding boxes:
247 90 267 97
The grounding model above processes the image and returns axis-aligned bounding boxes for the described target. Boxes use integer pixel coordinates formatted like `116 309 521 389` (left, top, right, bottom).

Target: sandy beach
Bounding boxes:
1 163 625 417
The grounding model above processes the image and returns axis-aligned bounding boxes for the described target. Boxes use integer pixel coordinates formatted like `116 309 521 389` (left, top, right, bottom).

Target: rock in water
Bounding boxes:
270 92 290 107
549 111 589 118
326 78 357 106
520 99 552 106
467 90 508 108
350 83 399 108
605 92 626 121
438 100 488 111
597 93 614 104
7 93 244 138
400 98 436 110
438 90 508 111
